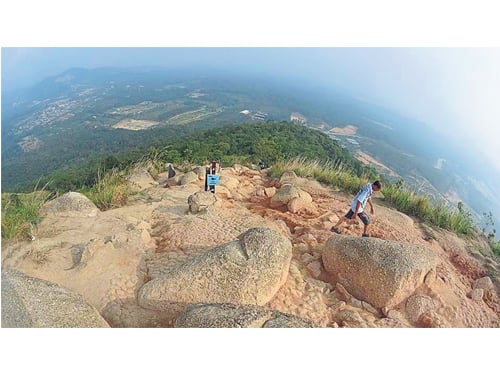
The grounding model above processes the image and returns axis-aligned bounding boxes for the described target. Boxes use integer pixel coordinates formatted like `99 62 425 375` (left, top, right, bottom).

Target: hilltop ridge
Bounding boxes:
2 163 498 328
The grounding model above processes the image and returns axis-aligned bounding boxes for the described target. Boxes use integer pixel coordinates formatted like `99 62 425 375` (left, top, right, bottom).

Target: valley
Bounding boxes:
2 67 499 235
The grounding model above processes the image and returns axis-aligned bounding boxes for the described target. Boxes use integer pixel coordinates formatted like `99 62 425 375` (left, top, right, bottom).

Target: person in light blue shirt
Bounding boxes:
331 180 382 237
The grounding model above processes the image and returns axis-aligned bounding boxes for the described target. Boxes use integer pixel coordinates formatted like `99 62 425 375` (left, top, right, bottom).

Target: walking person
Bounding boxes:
331 180 382 237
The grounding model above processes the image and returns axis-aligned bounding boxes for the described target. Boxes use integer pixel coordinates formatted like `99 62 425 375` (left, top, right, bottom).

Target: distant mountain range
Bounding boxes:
2 67 499 235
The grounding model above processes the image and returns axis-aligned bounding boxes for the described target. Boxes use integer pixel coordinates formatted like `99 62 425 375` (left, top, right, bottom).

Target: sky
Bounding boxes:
1 0 500 371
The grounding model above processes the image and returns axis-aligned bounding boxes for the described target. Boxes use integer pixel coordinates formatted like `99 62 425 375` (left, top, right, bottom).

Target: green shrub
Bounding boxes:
270 157 369 195
489 240 500 257
1 188 50 241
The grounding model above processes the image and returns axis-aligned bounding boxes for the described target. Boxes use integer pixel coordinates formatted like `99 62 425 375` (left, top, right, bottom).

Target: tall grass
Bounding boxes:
1 185 50 241
490 240 500 257
381 183 474 235
270 157 366 195
270 157 475 236
78 168 131 210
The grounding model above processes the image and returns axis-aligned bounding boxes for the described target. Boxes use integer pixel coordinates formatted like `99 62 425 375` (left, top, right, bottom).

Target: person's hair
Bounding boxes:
373 180 382 189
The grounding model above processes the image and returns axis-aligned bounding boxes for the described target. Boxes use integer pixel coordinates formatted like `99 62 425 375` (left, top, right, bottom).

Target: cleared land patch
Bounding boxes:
356 151 399 177
18 136 43 152
166 106 222 125
112 119 160 131
330 124 358 135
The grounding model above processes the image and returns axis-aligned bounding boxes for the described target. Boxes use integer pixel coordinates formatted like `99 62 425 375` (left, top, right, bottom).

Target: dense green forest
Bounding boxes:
32 121 377 193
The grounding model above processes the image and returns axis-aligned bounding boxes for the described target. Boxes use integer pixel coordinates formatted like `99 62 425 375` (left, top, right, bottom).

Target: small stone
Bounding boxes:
334 283 352 302
350 296 363 308
306 261 322 278
264 187 276 198
417 311 448 328
470 288 484 302
329 301 346 311
301 253 315 264
334 309 366 328
405 294 435 324
361 301 380 316
255 188 266 197
473 276 494 291
386 309 404 320
424 269 436 285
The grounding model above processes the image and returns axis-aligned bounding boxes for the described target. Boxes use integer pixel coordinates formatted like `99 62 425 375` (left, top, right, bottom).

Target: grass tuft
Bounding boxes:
78 168 132 210
1 183 50 241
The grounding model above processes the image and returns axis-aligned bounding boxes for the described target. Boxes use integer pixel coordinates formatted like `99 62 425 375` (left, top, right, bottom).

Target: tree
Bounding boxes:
253 138 281 164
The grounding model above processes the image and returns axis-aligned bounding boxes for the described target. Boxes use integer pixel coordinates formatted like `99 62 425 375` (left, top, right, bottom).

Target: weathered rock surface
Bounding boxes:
470 288 485 302
187 191 217 213
192 166 206 180
219 175 239 190
138 227 292 311
473 276 494 291
127 168 156 190
416 310 448 328
322 235 437 309
334 309 367 328
175 303 315 328
405 294 436 324
40 191 98 218
270 183 314 214
1 267 109 328
180 171 199 185
270 183 302 208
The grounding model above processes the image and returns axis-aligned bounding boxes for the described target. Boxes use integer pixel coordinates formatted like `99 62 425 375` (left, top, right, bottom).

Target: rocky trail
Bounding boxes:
2 164 499 328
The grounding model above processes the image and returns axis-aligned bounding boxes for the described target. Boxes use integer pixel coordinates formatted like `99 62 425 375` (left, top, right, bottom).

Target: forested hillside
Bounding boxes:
36 121 377 192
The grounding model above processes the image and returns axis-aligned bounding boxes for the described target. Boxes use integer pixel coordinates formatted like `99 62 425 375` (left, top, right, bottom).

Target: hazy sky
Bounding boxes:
2 47 500 176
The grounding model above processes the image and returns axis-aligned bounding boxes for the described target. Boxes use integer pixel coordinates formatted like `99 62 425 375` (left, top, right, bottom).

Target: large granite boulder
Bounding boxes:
40 191 98 218
322 236 437 309
127 168 156 190
138 227 292 310
175 303 315 328
270 184 313 213
1 267 109 328
270 183 301 208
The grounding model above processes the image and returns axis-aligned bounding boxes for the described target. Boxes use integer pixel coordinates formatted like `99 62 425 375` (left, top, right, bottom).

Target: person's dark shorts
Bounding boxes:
345 209 371 225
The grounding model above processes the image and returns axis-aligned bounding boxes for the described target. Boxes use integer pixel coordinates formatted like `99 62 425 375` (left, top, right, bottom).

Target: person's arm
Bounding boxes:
368 197 374 214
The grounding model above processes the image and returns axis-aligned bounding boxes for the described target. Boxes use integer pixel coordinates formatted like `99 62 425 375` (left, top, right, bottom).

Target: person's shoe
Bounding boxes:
362 233 370 237
331 227 342 234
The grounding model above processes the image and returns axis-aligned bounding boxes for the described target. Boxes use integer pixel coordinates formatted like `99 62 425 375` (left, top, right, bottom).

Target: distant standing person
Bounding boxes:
331 180 383 237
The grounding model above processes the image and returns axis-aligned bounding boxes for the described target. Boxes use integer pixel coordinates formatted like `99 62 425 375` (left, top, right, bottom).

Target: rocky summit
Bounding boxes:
1 164 499 328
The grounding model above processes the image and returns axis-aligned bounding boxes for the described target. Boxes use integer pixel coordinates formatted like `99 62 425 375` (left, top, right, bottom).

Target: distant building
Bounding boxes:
251 111 267 121
290 112 307 125
346 138 359 145
240 109 251 115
